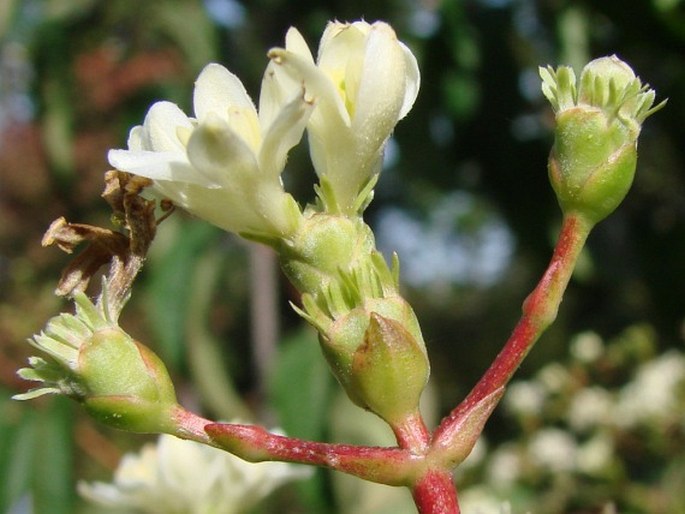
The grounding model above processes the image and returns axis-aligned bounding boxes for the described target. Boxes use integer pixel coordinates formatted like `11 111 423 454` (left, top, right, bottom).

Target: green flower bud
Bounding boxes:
348 313 430 425
540 55 665 224
284 214 430 423
278 212 376 297
15 291 178 433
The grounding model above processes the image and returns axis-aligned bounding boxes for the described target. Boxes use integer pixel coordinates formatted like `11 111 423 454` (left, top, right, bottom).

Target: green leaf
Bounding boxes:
32 397 75 514
0 394 36 513
146 219 219 370
269 328 335 513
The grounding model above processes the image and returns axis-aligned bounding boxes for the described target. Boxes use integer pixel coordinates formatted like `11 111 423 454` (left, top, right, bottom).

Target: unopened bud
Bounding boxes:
15 292 178 433
540 55 665 224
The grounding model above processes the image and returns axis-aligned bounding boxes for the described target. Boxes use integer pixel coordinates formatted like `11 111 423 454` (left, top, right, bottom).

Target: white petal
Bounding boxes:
352 23 406 141
258 28 315 132
285 27 314 63
317 22 366 78
126 125 145 151
398 41 421 119
268 48 350 127
142 101 193 152
259 89 314 178
194 63 256 119
186 114 259 187
194 63 261 151
108 149 212 186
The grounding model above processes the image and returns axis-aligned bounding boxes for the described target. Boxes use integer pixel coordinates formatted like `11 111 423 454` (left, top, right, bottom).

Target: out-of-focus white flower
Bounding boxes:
109 63 312 240
79 433 311 514
567 386 613 432
528 428 577 472
535 362 572 394
266 20 420 214
486 444 522 488
576 432 614 476
614 350 685 428
457 486 512 514
503 381 546 418
570 331 604 364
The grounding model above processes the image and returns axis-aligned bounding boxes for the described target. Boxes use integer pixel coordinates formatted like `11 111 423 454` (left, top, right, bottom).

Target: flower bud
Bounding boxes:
540 55 664 224
15 292 178 433
283 215 430 424
278 212 376 297
348 313 430 425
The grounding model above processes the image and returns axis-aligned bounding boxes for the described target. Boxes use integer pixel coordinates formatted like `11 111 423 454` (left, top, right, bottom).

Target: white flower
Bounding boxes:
109 63 312 240
567 386 613 432
527 428 577 472
614 350 685 428
486 444 522 488
266 20 420 214
78 433 311 514
576 432 614 476
503 380 546 418
569 331 604 364
457 486 512 514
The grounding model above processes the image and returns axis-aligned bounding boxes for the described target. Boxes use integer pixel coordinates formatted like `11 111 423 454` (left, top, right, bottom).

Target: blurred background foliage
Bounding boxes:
0 0 684 512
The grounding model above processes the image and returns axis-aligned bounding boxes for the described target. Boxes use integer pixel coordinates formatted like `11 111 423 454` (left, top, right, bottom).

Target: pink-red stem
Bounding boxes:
434 213 592 446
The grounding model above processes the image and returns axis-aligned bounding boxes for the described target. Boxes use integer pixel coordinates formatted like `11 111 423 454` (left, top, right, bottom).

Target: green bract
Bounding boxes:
540 55 665 224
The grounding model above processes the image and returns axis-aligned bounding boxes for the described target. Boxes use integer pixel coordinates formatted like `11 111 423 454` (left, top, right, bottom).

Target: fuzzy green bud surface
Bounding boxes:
15 292 178 433
540 55 664 224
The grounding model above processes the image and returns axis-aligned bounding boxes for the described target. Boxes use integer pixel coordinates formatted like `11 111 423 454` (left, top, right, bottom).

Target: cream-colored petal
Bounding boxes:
142 101 193 152
193 64 261 151
259 89 314 178
268 48 350 128
186 114 259 187
258 28 316 132
317 22 367 79
317 21 370 63
194 64 261 151
108 149 211 186
398 41 421 120
194 63 256 118
258 60 290 132
126 125 145 151
352 22 406 146
285 27 314 63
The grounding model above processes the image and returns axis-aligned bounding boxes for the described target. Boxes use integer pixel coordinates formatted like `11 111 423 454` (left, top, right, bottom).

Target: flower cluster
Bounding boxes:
109 20 419 242
79 433 311 514
455 325 685 513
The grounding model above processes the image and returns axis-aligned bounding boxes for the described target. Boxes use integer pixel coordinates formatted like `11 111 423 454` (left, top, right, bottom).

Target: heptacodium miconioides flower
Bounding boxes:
108 63 313 242
266 20 420 215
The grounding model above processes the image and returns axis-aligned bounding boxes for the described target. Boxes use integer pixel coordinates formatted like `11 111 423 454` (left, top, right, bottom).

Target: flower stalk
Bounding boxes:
433 213 593 450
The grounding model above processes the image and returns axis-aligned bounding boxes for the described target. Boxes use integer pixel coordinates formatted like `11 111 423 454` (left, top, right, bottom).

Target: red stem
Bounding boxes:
434 213 592 445
412 470 460 514
205 421 419 486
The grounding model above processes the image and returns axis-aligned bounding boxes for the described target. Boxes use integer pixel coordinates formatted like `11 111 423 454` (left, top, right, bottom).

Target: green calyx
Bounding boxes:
15 292 178 433
540 55 665 224
280 211 429 422
348 313 430 425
